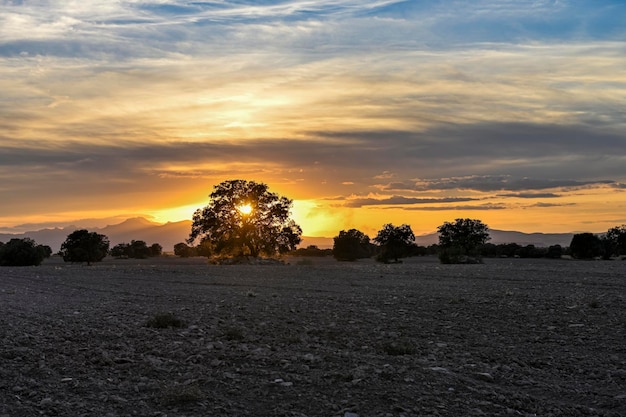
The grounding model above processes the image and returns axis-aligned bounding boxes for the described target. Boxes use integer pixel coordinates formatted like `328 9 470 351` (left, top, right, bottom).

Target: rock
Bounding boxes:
39 398 53 407
474 372 495 382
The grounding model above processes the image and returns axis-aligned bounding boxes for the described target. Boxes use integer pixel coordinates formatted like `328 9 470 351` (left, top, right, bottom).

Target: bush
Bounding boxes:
174 242 196 258
438 247 482 264
146 312 186 329
290 245 332 257
0 238 51 266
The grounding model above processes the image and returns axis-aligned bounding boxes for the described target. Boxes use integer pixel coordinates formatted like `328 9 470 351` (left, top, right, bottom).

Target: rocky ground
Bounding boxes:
0 255 624 417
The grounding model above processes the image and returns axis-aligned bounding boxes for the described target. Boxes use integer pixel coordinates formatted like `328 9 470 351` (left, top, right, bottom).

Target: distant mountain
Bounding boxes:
0 217 576 253
0 217 193 252
298 229 574 249
413 229 574 247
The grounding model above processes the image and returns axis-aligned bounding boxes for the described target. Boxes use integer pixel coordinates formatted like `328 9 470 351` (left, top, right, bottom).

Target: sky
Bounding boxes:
1 0 625 238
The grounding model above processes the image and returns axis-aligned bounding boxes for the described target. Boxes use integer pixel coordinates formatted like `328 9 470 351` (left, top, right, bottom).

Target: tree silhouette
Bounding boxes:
174 242 195 258
60 229 109 265
604 225 626 257
437 218 490 263
373 223 415 263
333 229 371 261
569 233 602 259
0 238 51 266
189 180 302 258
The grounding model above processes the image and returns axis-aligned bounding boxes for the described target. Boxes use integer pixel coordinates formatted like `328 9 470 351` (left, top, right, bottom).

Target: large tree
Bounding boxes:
437 218 490 263
188 180 302 258
60 229 110 265
373 223 416 263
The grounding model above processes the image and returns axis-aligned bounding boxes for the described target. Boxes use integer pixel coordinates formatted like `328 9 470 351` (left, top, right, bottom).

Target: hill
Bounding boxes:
0 217 577 252
0 218 193 253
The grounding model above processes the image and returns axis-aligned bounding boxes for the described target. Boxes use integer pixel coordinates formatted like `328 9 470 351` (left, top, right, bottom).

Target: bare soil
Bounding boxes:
1 256 624 417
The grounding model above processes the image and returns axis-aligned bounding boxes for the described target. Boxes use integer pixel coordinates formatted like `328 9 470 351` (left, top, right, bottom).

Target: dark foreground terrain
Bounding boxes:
1 256 624 417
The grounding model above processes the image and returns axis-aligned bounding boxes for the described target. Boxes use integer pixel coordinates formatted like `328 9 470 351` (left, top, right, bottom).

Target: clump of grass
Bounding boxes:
146 312 186 329
381 339 416 356
222 326 245 341
160 384 203 406
588 299 601 309
296 258 314 266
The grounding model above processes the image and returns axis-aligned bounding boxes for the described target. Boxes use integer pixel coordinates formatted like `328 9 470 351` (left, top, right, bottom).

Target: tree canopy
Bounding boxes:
60 229 110 265
604 225 626 257
332 229 372 261
110 241 162 259
0 238 51 266
437 218 490 263
373 223 415 263
189 180 302 258
569 233 602 259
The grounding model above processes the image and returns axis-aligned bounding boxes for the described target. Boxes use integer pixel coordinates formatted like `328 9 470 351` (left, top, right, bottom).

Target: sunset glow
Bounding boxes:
238 204 253 216
1 1 625 237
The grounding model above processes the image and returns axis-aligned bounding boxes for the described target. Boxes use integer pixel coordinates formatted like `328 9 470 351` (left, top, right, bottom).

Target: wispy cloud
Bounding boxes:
345 196 478 208
498 193 561 199
381 176 614 193
403 203 508 211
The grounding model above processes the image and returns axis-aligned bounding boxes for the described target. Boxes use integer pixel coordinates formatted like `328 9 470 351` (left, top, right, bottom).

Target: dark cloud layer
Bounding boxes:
344 196 478 208
1 119 622 203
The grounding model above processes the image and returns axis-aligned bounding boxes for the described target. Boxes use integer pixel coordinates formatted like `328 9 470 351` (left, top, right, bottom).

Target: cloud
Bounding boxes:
345 196 478 208
403 203 507 211
526 202 577 208
381 175 614 193
498 193 561 199
1 0 625 232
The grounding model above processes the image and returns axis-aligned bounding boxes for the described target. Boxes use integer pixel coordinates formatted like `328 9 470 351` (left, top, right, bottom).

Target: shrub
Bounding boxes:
0 238 51 266
146 312 186 329
381 339 416 356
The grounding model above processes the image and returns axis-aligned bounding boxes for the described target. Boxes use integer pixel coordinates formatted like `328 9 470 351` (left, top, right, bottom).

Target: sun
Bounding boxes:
238 203 253 215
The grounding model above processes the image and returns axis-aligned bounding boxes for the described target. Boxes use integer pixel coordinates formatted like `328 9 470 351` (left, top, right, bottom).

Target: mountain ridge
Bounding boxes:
0 217 579 252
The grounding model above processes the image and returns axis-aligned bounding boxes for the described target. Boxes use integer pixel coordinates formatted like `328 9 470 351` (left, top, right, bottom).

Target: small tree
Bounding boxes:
0 238 51 266
332 229 371 261
149 243 163 257
174 242 195 258
128 240 151 259
569 233 602 259
189 180 302 258
605 225 626 257
195 240 212 258
373 223 416 263
60 229 109 265
437 218 490 264
546 244 563 259
110 243 131 259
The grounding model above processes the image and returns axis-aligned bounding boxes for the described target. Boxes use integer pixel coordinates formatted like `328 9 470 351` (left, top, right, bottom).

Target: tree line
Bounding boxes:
0 229 162 266
2 180 625 266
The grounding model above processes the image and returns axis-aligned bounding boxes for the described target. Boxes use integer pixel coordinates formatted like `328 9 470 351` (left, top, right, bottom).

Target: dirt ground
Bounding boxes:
0 255 624 417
